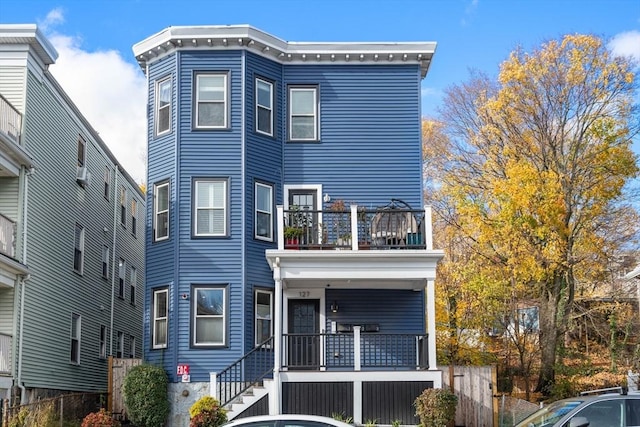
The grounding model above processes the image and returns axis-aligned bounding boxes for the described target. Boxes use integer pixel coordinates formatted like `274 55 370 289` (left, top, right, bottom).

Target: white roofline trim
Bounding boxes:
133 25 436 78
0 24 58 66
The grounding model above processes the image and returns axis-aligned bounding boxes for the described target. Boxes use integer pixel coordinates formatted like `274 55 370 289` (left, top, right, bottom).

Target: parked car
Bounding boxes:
515 388 640 427
224 415 354 427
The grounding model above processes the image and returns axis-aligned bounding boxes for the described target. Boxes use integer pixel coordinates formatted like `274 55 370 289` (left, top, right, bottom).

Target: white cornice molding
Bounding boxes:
0 24 58 67
132 25 436 78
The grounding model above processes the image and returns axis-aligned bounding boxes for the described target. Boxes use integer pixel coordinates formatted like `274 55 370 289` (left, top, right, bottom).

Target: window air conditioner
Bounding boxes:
76 166 91 186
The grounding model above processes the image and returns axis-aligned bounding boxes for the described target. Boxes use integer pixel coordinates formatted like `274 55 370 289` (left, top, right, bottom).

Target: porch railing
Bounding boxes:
283 330 428 371
214 336 274 407
0 213 16 258
0 333 12 375
0 94 22 144
279 203 433 251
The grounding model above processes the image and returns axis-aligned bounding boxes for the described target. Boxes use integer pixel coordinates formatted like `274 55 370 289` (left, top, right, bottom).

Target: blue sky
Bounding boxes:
1 0 639 182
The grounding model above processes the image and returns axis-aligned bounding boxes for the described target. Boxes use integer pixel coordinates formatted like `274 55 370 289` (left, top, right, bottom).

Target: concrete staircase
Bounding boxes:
225 379 272 420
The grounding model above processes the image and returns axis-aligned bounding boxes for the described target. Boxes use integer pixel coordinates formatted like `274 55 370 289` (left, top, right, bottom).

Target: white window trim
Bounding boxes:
256 78 273 136
118 258 125 298
74 224 85 274
117 331 124 358
154 182 170 241
129 335 136 358
255 182 273 241
156 77 172 136
195 73 228 129
152 288 168 349
99 325 107 359
120 186 127 227
193 286 227 347
71 313 81 364
255 289 273 346
77 135 86 167
131 198 138 237
288 86 318 141
103 166 110 200
102 245 109 279
130 266 137 305
193 179 228 237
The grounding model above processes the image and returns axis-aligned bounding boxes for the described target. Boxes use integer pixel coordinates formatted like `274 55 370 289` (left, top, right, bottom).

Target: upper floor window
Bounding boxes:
116 331 124 358
99 325 107 359
130 266 137 305
77 136 86 167
195 73 228 129
289 86 318 141
102 245 109 279
154 181 170 241
152 288 168 349
193 179 227 237
256 78 273 136
73 223 85 274
118 258 125 298
131 198 138 237
193 286 226 347
255 182 273 241
255 289 273 346
156 78 171 135
120 187 127 227
129 335 136 358
71 313 81 364
103 167 110 200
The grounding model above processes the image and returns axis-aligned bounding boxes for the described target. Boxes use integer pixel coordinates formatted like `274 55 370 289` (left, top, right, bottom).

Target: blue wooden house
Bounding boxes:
133 25 444 426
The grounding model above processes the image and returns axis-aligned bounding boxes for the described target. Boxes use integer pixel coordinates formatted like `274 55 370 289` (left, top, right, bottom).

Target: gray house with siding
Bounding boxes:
134 25 444 426
0 25 144 404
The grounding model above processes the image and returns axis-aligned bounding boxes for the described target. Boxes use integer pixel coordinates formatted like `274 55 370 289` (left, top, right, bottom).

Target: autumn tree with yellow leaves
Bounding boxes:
426 34 639 395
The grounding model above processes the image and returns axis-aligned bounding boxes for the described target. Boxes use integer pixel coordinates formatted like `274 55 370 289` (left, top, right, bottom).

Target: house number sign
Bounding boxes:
298 291 310 297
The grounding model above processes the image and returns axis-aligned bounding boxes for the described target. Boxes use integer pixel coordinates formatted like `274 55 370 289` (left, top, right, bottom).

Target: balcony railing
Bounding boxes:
0 213 16 258
0 333 12 375
278 200 433 251
0 94 22 144
283 329 428 371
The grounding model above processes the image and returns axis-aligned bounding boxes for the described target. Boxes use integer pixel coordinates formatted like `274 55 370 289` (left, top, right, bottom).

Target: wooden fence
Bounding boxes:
108 356 142 421
443 365 498 427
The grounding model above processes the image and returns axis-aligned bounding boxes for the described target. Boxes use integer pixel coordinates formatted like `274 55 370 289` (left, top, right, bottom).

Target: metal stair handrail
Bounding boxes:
217 336 274 407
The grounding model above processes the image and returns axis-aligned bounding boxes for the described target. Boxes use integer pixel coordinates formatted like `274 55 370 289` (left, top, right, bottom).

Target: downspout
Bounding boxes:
172 55 181 378
17 165 35 404
240 51 246 355
109 168 119 356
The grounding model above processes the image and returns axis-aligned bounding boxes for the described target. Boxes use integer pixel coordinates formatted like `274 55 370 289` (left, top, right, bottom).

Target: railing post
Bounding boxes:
209 372 217 399
353 326 361 371
276 205 284 250
350 205 358 250
423 205 433 250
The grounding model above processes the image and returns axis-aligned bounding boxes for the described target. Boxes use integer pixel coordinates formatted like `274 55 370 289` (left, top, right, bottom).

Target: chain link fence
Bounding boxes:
497 395 540 427
1 392 107 427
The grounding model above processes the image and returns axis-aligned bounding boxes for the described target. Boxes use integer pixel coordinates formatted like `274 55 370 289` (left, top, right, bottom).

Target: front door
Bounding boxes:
287 299 320 369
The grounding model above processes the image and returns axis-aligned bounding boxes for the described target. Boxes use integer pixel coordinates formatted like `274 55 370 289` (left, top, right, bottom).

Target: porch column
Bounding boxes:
353 326 361 371
272 263 283 414
426 279 437 370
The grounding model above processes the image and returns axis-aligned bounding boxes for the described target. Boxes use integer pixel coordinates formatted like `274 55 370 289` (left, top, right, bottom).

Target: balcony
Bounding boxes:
0 94 32 177
0 94 21 145
277 200 433 251
0 213 16 259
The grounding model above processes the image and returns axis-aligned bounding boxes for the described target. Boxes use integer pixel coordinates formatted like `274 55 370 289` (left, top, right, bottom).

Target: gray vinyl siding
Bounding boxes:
244 52 282 351
144 53 177 368
0 66 26 112
0 177 19 221
13 66 144 392
283 65 424 210
0 288 15 336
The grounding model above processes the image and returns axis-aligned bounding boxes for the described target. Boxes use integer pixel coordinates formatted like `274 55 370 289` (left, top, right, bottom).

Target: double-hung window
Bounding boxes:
195 73 227 129
129 335 136 358
255 289 273 346
194 179 227 237
99 325 107 358
289 86 318 141
131 198 137 237
193 286 226 346
116 331 124 358
118 259 125 298
152 289 168 349
77 136 86 167
102 246 109 279
130 266 137 305
120 187 127 227
256 78 273 136
255 182 273 241
154 182 169 241
71 314 81 364
103 167 110 199
156 78 171 135
73 223 85 274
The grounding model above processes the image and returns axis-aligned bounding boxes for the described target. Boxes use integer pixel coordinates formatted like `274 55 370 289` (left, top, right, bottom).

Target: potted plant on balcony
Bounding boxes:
357 205 371 249
329 199 351 248
284 205 307 249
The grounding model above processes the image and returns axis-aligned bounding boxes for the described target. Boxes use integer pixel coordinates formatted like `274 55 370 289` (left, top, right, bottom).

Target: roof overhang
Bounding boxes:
133 25 437 78
0 24 58 66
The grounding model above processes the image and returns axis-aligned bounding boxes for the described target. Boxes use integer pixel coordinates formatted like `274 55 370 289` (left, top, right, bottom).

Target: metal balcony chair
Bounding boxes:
370 199 419 248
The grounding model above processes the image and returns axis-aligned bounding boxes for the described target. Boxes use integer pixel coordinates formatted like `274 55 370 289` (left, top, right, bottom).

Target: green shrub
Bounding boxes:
414 388 458 427
189 396 227 427
122 364 170 427
82 408 121 427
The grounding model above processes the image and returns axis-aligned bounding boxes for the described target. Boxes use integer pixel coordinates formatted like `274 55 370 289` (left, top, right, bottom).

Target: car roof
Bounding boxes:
224 414 354 427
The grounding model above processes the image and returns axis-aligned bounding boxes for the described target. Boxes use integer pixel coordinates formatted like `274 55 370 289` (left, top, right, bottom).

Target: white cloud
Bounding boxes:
608 30 640 63
38 9 147 184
